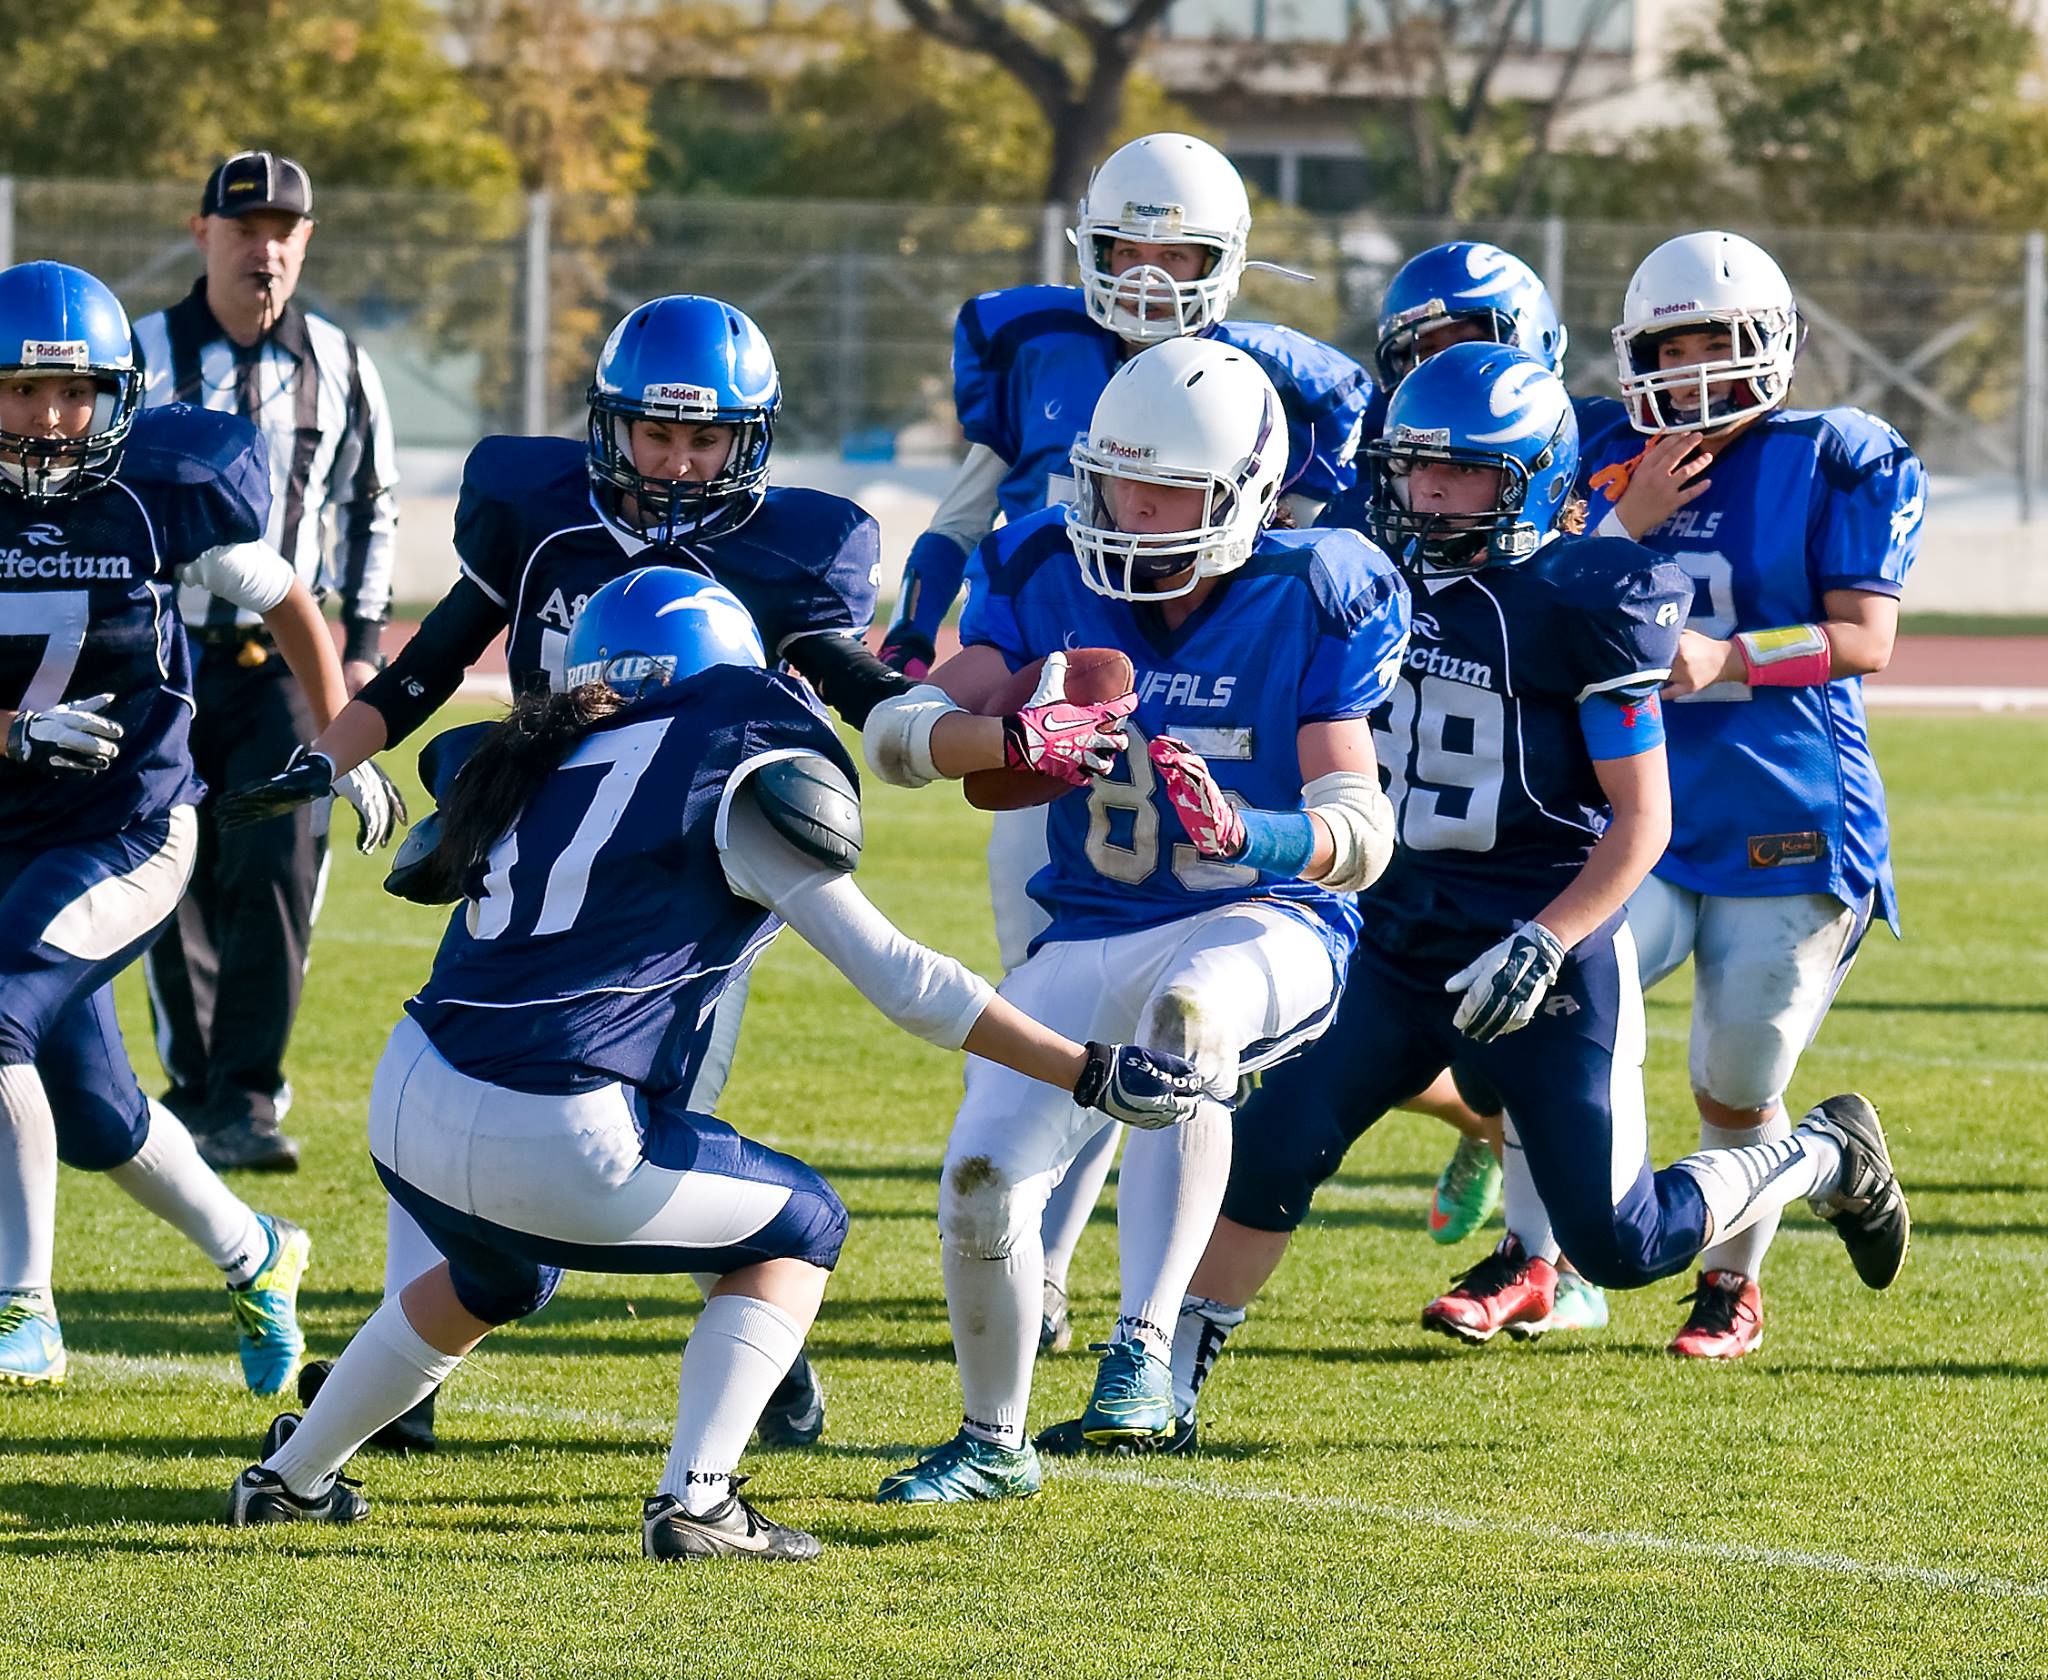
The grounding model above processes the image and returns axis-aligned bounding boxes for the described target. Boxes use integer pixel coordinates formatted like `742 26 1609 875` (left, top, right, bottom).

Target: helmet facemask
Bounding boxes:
586 392 774 546
1366 435 1552 578
1074 223 1245 344
1614 307 1799 435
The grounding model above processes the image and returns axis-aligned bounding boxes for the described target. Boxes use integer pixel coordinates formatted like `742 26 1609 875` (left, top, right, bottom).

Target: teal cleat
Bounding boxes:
0 1293 66 1389
876 1430 1042 1504
1508 1268 1610 1340
1428 1135 1503 1245
228 1217 310 1396
1079 1340 1175 1445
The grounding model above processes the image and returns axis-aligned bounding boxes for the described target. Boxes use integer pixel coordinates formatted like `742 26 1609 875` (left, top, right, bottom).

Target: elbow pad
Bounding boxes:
861 683 964 788
1304 770 1396 893
742 753 864 873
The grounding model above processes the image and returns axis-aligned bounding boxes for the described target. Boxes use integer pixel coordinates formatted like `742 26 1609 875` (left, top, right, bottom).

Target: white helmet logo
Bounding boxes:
1460 245 1523 300
1470 363 1558 445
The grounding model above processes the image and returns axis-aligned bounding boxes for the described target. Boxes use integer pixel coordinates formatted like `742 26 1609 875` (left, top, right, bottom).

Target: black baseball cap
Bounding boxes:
201 152 315 222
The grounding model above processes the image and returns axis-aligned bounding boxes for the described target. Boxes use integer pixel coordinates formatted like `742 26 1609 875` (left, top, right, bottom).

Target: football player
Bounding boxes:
861 337 1409 1499
1575 231 1924 1358
223 567 1206 1561
0 261 397 1393
224 293 912 1446
1156 344 1908 1442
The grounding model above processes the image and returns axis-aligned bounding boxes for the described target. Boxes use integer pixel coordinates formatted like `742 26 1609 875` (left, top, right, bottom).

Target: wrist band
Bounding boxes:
1235 808 1317 877
1736 624 1832 688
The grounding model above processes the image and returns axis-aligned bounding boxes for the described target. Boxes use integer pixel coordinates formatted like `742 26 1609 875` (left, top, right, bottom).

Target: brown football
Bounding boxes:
961 647 1136 811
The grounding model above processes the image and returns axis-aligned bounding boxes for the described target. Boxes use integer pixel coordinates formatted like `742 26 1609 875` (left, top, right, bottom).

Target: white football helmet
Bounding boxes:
1066 337 1285 600
1612 231 1800 435
1073 133 1252 344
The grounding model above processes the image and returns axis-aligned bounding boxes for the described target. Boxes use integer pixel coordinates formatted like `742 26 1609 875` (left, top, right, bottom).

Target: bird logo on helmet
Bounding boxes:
0 261 144 501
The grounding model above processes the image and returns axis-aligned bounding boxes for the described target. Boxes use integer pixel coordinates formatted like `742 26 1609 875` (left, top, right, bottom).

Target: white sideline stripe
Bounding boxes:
458 673 514 702
1863 686 2048 712
67 1354 2048 1603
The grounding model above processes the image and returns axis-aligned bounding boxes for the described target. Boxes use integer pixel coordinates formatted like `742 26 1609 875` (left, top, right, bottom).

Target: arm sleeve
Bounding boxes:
183 541 296 615
329 343 400 660
1809 426 1925 598
354 575 508 746
1577 691 1666 760
781 629 912 727
717 790 994 1049
1299 537 1412 721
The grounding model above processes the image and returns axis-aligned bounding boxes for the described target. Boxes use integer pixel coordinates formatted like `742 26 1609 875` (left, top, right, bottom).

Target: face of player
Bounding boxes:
1103 472 1212 594
0 373 98 446
196 210 314 329
628 419 736 484
1655 325 1742 420
1401 458 1503 520
1106 240 1211 325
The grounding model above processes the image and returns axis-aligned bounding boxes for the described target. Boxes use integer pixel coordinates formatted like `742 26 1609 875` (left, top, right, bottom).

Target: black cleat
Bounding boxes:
299 1358 439 1453
642 1483 821 1561
754 1351 824 1448
1800 1093 1910 1289
225 1413 368 1526
1034 1413 1199 1458
198 1119 301 1174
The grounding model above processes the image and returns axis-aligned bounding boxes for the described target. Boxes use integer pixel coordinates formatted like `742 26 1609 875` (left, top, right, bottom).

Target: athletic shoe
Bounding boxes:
1035 1413 1198 1457
1668 1269 1764 1360
224 1414 368 1527
1799 1093 1910 1289
298 1358 439 1454
643 1483 821 1561
876 1430 1042 1504
0 1294 66 1389
1079 1340 1175 1445
754 1351 825 1447
1507 1268 1610 1341
198 1118 301 1174
227 1216 310 1395
1428 1135 1503 1245
1421 1237 1557 1345
1038 1278 1072 1355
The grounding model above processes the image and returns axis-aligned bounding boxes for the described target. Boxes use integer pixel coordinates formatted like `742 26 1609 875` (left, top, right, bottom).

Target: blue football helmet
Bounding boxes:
587 294 780 543
1365 341 1578 577
0 261 143 500
563 566 766 698
1373 242 1566 390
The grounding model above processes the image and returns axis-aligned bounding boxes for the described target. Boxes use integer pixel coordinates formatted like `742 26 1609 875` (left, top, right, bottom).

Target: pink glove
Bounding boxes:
1149 735 1245 859
1000 651 1137 787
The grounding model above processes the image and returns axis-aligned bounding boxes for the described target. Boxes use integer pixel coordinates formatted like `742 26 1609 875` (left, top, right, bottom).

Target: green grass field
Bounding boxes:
5 712 2046 1679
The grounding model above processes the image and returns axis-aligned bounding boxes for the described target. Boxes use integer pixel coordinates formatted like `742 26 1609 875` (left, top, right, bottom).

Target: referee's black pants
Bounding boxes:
144 643 327 1138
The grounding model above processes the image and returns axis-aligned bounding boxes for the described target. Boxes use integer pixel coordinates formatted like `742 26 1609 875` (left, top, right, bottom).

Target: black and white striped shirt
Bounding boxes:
133 278 398 663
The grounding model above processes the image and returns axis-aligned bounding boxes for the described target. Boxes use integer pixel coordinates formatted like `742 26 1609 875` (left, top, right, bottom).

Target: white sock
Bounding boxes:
1040 1124 1121 1293
659 1293 806 1515
382 1197 444 1303
1696 1109 1790 1279
267 1300 465 1497
105 1101 268 1284
0 1063 58 1295
1115 1101 1231 1365
944 1240 1039 1450
1499 1112 1559 1263
1169 1293 1245 1421
1674 1127 1842 1254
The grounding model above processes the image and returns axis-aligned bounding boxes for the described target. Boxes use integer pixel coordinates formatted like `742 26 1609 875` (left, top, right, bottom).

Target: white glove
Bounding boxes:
332 757 407 853
5 693 124 774
1445 922 1567 1042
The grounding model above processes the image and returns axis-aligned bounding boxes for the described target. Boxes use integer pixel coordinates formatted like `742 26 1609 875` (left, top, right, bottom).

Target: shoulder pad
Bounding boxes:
460 433 587 502
417 720 496 803
118 405 269 549
745 753 863 873
384 810 459 905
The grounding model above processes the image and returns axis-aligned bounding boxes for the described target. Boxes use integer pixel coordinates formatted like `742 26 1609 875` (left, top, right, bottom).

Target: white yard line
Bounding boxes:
1863 686 2048 712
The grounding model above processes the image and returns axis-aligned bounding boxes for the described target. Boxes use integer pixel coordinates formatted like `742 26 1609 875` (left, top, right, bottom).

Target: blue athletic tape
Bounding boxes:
1577 692 1665 760
1235 808 1317 876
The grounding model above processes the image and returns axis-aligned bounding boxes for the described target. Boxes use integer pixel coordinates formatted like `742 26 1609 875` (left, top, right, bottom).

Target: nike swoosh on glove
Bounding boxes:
1072 1041 1214 1130
1148 735 1245 859
1445 922 1567 1042
5 692 124 774
1000 651 1136 786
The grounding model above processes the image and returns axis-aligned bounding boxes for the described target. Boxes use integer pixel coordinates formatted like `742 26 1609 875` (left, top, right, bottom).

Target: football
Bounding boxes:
961 647 1136 811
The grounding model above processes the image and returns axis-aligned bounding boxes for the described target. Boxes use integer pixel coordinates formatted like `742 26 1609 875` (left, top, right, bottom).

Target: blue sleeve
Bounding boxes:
1298 534 1412 721
1578 691 1665 760
123 405 270 561
804 505 881 637
1808 416 1924 598
956 533 1031 671
897 529 973 640
953 296 1013 460
451 438 529 609
1552 540 1688 703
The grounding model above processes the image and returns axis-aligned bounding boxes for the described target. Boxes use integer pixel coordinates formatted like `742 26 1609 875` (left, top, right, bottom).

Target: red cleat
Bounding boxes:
1421 1237 1558 1345
1668 1269 1764 1360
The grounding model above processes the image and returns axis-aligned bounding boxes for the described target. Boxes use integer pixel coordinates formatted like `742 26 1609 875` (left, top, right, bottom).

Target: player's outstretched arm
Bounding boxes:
877 444 1008 675
259 578 349 732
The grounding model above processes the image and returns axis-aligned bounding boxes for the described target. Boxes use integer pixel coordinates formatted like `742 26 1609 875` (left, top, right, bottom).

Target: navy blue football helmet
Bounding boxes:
0 261 143 500
1373 242 1566 391
1366 341 1578 576
587 295 780 542
563 566 766 698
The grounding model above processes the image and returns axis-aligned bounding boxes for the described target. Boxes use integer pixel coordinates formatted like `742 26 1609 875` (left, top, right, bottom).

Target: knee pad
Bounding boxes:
939 1153 1035 1259
1143 983 1239 1094
448 1259 563 1327
51 1081 149 1172
1693 1018 1798 1115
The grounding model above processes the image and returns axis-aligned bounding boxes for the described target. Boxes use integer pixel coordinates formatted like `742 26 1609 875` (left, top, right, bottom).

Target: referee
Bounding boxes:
134 151 399 1172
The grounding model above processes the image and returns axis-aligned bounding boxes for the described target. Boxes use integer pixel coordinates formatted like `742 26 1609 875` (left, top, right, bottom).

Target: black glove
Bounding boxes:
5 693 123 775
1445 922 1567 1042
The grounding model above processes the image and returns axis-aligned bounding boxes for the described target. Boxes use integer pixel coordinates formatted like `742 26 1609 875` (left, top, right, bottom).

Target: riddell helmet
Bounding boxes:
1374 241 1567 390
1072 133 1252 345
1066 337 1286 600
563 567 765 698
587 295 781 542
0 261 143 501
1366 341 1578 577
1613 231 1800 435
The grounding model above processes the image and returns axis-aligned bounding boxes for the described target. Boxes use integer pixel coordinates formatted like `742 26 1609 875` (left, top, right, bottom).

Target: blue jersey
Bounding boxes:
1359 535 1689 975
955 286 1370 521
1577 399 1923 927
454 435 880 694
0 405 269 848
960 508 1410 964
408 666 854 1097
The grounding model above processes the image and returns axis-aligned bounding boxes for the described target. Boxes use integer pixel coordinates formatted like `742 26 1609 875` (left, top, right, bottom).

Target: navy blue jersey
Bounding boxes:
408 666 855 1097
954 286 1369 519
961 509 1410 965
0 405 269 847
1578 398 1922 928
453 435 880 694
1360 535 1689 975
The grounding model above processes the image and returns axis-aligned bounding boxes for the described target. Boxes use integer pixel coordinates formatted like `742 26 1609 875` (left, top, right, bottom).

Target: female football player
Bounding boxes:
0 261 393 1393
1155 343 1908 1441
862 337 1409 1497
223 567 1206 1562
